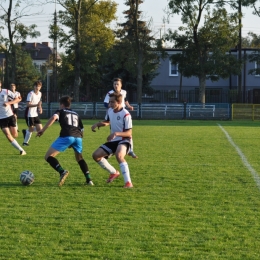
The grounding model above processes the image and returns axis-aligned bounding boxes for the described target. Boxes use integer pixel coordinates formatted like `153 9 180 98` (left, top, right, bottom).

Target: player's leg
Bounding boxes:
128 138 138 158
73 137 93 185
35 122 43 132
115 143 133 188
45 137 70 186
23 117 34 145
92 145 119 183
13 112 19 130
0 117 26 155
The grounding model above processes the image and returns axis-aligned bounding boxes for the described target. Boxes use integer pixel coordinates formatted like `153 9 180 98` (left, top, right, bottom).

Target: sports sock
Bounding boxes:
11 139 24 152
78 159 92 181
97 158 116 174
24 130 32 144
120 162 132 183
46 156 64 174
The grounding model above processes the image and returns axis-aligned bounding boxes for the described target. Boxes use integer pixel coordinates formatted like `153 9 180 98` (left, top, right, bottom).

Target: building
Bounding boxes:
17 42 60 71
149 48 260 103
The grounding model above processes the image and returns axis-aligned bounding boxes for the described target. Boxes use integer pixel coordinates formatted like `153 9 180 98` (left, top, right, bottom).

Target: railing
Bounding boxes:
18 102 230 120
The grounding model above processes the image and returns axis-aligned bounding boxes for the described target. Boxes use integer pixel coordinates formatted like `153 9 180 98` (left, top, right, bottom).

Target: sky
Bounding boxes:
5 0 260 50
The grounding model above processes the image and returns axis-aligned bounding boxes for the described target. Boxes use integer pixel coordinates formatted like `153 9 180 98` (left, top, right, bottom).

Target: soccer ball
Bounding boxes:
20 170 35 186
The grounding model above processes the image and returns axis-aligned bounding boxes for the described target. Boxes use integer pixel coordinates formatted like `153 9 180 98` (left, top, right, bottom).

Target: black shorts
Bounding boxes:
12 108 18 115
0 115 17 129
25 116 41 127
100 140 131 156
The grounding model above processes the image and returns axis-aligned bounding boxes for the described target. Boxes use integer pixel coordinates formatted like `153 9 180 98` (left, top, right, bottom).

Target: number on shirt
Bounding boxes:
66 114 78 126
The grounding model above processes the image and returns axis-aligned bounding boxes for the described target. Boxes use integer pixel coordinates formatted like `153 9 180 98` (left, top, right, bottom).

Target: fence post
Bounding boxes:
93 102 96 119
48 102 51 118
183 101 187 119
138 103 141 119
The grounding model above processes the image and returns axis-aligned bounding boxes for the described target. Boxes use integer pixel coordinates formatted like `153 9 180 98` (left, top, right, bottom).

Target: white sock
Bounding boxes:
11 139 25 152
128 139 134 153
24 130 32 143
120 162 131 183
97 158 117 174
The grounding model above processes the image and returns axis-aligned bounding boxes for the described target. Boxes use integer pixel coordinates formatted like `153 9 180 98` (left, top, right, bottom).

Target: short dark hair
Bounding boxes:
109 92 122 103
113 78 123 83
59 95 72 107
34 80 42 87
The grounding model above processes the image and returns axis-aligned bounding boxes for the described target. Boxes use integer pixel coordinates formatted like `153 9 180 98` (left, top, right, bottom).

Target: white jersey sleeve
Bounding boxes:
0 89 16 119
104 90 114 104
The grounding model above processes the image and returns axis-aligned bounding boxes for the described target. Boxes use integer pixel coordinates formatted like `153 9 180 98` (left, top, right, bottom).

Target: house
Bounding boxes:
17 42 60 71
150 48 260 103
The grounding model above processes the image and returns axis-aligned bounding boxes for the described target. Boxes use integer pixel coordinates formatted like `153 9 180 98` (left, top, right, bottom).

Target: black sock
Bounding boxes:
78 159 92 181
46 156 64 174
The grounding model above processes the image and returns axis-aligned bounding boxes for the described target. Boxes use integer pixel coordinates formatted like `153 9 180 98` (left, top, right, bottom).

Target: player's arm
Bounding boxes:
104 92 110 108
107 128 132 142
91 120 110 132
4 97 19 106
125 100 134 111
17 93 22 102
37 100 43 114
36 114 58 137
79 118 84 137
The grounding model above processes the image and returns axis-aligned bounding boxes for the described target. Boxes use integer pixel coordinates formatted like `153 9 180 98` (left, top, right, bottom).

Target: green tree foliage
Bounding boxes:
53 0 116 101
15 46 41 93
166 0 241 103
107 0 160 102
0 0 41 86
242 32 260 48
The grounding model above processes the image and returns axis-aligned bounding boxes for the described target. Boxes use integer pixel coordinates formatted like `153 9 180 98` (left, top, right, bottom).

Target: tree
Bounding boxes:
242 32 260 48
0 0 41 86
52 0 116 101
53 0 117 101
15 46 41 92
165 1 241 103
113 0 160 103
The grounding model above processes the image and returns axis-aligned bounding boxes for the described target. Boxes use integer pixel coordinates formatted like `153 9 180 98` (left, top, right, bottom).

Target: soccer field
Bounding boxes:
0 119 260 259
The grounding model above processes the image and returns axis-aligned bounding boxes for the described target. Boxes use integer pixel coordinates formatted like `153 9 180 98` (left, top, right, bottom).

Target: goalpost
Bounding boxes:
232 104 260 120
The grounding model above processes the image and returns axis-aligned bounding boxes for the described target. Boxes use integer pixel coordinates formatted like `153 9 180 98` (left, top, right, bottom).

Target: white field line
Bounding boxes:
218 124 260 191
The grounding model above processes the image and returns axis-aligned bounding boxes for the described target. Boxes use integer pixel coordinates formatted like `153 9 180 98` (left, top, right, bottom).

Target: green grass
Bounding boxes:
1 119 260 259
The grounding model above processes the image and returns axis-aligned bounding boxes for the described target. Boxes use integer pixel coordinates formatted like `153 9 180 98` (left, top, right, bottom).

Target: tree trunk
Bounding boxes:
198 74 206 104
136 48 143 104
7 0 16 84
73 0 82 102
74 42 81 102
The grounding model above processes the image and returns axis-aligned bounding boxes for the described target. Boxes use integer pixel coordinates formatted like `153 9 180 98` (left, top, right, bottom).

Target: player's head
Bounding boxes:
33 81 42 91
59 95 72 108
109 92 122 109
10 83 16 92
113 78 123 93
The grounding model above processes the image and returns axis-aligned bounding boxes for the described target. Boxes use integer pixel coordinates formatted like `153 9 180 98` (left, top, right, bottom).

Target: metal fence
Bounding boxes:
18 89 260 104
17 102 231 120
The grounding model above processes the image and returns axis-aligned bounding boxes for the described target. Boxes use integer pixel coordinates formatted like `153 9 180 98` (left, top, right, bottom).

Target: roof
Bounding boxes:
17 42 60 61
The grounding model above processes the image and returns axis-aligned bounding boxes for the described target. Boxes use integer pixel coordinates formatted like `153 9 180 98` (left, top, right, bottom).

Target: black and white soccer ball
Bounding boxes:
20 170 35 186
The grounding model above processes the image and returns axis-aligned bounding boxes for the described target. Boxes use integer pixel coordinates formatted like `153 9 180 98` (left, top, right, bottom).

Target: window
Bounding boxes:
169 61 178 76
255 62 260 77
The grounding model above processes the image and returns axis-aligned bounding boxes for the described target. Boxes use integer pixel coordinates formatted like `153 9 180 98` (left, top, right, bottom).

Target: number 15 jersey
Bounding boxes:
54 108 84 138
